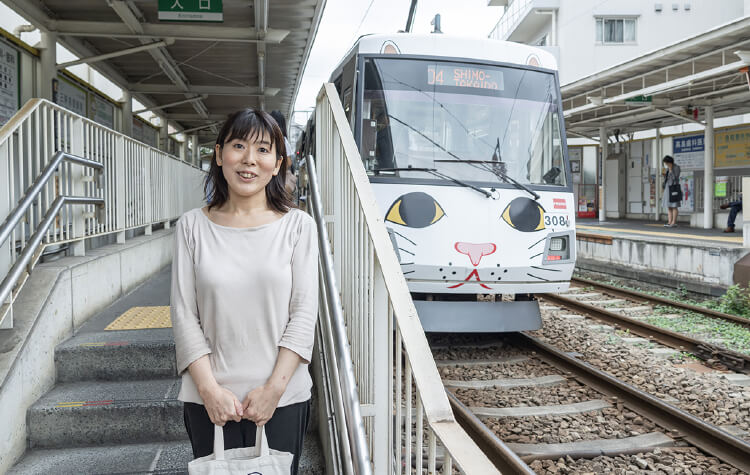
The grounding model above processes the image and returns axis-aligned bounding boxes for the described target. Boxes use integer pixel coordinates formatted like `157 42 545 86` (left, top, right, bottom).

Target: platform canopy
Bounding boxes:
4 0 325 142
562 16 750 140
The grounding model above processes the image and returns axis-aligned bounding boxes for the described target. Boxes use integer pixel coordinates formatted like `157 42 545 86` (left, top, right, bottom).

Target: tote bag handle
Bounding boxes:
212 424 270 461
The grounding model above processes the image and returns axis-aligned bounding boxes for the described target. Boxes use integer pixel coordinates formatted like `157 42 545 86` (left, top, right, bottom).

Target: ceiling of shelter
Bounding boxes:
4 0 325 142
562 16 750 140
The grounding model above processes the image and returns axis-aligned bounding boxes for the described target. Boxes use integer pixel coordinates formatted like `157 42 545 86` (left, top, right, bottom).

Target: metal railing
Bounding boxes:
311 82 499 474
0 98 205 329
489 0 531 41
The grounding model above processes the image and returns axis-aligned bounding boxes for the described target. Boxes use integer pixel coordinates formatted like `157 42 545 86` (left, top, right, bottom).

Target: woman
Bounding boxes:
171 108 318 475
662 155 681 227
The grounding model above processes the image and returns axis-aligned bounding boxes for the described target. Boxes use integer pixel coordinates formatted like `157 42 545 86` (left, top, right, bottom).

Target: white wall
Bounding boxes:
552 0 745 84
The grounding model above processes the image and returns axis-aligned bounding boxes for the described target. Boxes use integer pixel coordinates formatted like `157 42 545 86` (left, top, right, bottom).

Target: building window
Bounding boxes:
595 18 636 44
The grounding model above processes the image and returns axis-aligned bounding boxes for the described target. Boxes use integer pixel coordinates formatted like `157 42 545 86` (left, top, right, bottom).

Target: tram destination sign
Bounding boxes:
158 0 223 22
427 65 504 91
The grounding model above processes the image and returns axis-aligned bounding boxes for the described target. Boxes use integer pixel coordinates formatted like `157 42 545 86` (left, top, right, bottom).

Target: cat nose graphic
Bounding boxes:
454 242 496 266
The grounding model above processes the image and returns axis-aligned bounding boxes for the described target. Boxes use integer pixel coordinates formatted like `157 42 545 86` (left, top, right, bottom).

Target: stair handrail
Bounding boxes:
0 151 102 246
0 194 104 311
306 153 372 475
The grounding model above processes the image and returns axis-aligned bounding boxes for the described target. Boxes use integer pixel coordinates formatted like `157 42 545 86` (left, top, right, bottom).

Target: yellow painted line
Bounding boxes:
105 306 172 331
577 225 742 244
79 342 107 347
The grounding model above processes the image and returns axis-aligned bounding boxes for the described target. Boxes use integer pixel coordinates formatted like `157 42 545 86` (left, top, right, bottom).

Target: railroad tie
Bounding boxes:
470 399 610 418
443 375 566 389
506 432 675 460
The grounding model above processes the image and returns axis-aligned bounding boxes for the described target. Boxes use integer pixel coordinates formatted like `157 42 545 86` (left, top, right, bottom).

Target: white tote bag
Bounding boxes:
188 424 294 475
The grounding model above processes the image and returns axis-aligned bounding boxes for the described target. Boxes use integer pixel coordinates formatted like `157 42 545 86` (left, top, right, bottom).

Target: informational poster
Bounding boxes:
715 176 728 198
132 118 144 142
53 76 87 116
715 126 750 168
672 133 704 170
678 172 694 213
89 93 114 129
0 41 19 126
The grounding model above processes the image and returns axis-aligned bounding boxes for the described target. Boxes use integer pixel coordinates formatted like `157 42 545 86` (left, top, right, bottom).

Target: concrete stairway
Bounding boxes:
8 269 324 474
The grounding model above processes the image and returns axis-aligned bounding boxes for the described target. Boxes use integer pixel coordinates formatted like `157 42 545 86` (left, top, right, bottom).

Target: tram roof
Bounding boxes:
3 0 325 141
330 33 558 78
563 15 750 139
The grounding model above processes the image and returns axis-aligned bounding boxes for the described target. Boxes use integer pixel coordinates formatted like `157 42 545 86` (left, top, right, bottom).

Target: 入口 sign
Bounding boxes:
158 0 223 22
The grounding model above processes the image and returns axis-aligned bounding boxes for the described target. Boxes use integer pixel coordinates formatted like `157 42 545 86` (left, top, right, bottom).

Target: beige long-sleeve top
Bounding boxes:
171 207 319 407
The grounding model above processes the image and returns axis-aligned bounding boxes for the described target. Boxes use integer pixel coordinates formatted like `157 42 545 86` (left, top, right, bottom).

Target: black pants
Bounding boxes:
183 399 310 475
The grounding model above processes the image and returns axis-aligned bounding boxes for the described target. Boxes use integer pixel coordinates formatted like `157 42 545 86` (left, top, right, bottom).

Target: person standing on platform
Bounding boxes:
720 196 743 233
171 108 319 475
662 155 681 228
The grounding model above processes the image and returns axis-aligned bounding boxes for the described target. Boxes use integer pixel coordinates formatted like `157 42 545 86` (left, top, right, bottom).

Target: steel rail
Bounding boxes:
0 195 105 309
306 154 372 475
512 332 750 473
0 151 103 247
446 391 535 475
572 276 750 330
541 293 750 373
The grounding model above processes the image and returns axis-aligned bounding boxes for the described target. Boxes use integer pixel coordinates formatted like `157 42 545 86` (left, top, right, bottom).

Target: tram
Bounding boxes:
301 34 576 332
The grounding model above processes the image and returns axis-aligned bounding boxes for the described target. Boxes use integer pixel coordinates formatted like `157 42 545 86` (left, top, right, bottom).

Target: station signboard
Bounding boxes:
0 41 19 126
715 126 750 168
672 133 704 170
158 0 223 22
53 76 87 117
89 93 114 129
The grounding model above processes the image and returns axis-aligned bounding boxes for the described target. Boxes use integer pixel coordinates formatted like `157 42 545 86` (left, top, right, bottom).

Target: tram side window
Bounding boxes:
527 110 565 186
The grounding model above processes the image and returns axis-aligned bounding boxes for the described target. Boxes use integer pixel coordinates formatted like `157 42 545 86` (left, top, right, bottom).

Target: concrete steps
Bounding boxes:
28 378 184 448
11 322 324 473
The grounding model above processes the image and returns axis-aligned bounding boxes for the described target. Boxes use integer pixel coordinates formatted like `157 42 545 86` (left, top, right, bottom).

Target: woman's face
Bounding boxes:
216 131 281 200
663 161 672 169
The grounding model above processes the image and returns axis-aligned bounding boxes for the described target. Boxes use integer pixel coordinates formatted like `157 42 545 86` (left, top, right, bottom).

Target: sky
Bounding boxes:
291 0 504 124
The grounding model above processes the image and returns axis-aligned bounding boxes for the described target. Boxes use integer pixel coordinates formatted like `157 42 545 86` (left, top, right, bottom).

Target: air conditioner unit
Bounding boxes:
654 3 663 12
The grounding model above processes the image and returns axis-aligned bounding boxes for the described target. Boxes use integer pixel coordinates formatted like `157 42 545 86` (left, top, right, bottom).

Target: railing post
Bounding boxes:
332 126 343 282
0 140 12 328
70 117 86 256
115 135 126 244
144 150 154 235
372 261 392 473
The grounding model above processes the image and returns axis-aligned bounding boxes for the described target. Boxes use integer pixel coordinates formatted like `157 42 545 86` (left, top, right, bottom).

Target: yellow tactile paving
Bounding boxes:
577 225 743 244
105 306 172 330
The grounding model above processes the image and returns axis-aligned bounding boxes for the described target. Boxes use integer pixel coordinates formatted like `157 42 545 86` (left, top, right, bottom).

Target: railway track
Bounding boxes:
541 281 750 374
431 334 750 474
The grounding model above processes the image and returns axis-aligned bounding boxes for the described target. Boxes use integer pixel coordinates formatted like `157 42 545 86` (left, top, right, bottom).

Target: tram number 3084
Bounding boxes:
544 215 570 227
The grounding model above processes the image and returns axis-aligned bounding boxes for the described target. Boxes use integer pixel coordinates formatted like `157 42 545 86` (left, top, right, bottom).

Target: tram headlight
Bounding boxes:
549 237 566 252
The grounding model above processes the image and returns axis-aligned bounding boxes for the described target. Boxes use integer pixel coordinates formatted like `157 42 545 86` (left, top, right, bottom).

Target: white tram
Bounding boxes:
305 34 576 332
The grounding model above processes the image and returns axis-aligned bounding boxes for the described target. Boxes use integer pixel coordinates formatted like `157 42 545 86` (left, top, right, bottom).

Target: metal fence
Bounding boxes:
694 174 743 211
0 98 205 329
488 0 530 41
312 83 499 474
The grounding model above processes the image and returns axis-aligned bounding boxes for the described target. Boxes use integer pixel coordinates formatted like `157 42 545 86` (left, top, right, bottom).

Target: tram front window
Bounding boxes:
361 57 566 187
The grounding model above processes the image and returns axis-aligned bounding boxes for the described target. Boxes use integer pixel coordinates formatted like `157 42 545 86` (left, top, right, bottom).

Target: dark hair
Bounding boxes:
204 108 293 213
270 110 288 138
662 155 675 164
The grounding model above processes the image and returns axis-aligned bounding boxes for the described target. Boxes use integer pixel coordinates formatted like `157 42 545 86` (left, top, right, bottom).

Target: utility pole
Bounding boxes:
405 0 418 32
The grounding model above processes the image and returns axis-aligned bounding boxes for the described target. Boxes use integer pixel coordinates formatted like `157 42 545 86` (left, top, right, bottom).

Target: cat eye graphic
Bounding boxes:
385 192 445 228
501 197 546 232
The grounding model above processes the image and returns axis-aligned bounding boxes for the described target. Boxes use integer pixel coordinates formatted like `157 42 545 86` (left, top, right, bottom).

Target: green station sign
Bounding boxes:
625 95 653 103
158 0 223 22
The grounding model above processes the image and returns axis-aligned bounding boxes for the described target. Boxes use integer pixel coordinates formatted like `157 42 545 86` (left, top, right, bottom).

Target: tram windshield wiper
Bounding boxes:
434 159 541 200
373 167 491 198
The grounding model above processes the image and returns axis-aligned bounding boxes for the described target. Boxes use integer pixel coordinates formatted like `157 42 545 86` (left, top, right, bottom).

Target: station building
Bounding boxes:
489 0 750 291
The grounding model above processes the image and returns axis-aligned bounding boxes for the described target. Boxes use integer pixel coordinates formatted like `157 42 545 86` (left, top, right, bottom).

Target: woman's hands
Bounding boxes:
199 382 243 426
241 382 284 426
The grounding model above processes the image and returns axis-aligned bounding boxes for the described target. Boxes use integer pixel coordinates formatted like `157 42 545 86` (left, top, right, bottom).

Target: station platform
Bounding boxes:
574 219 750 295
8 267 324 474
